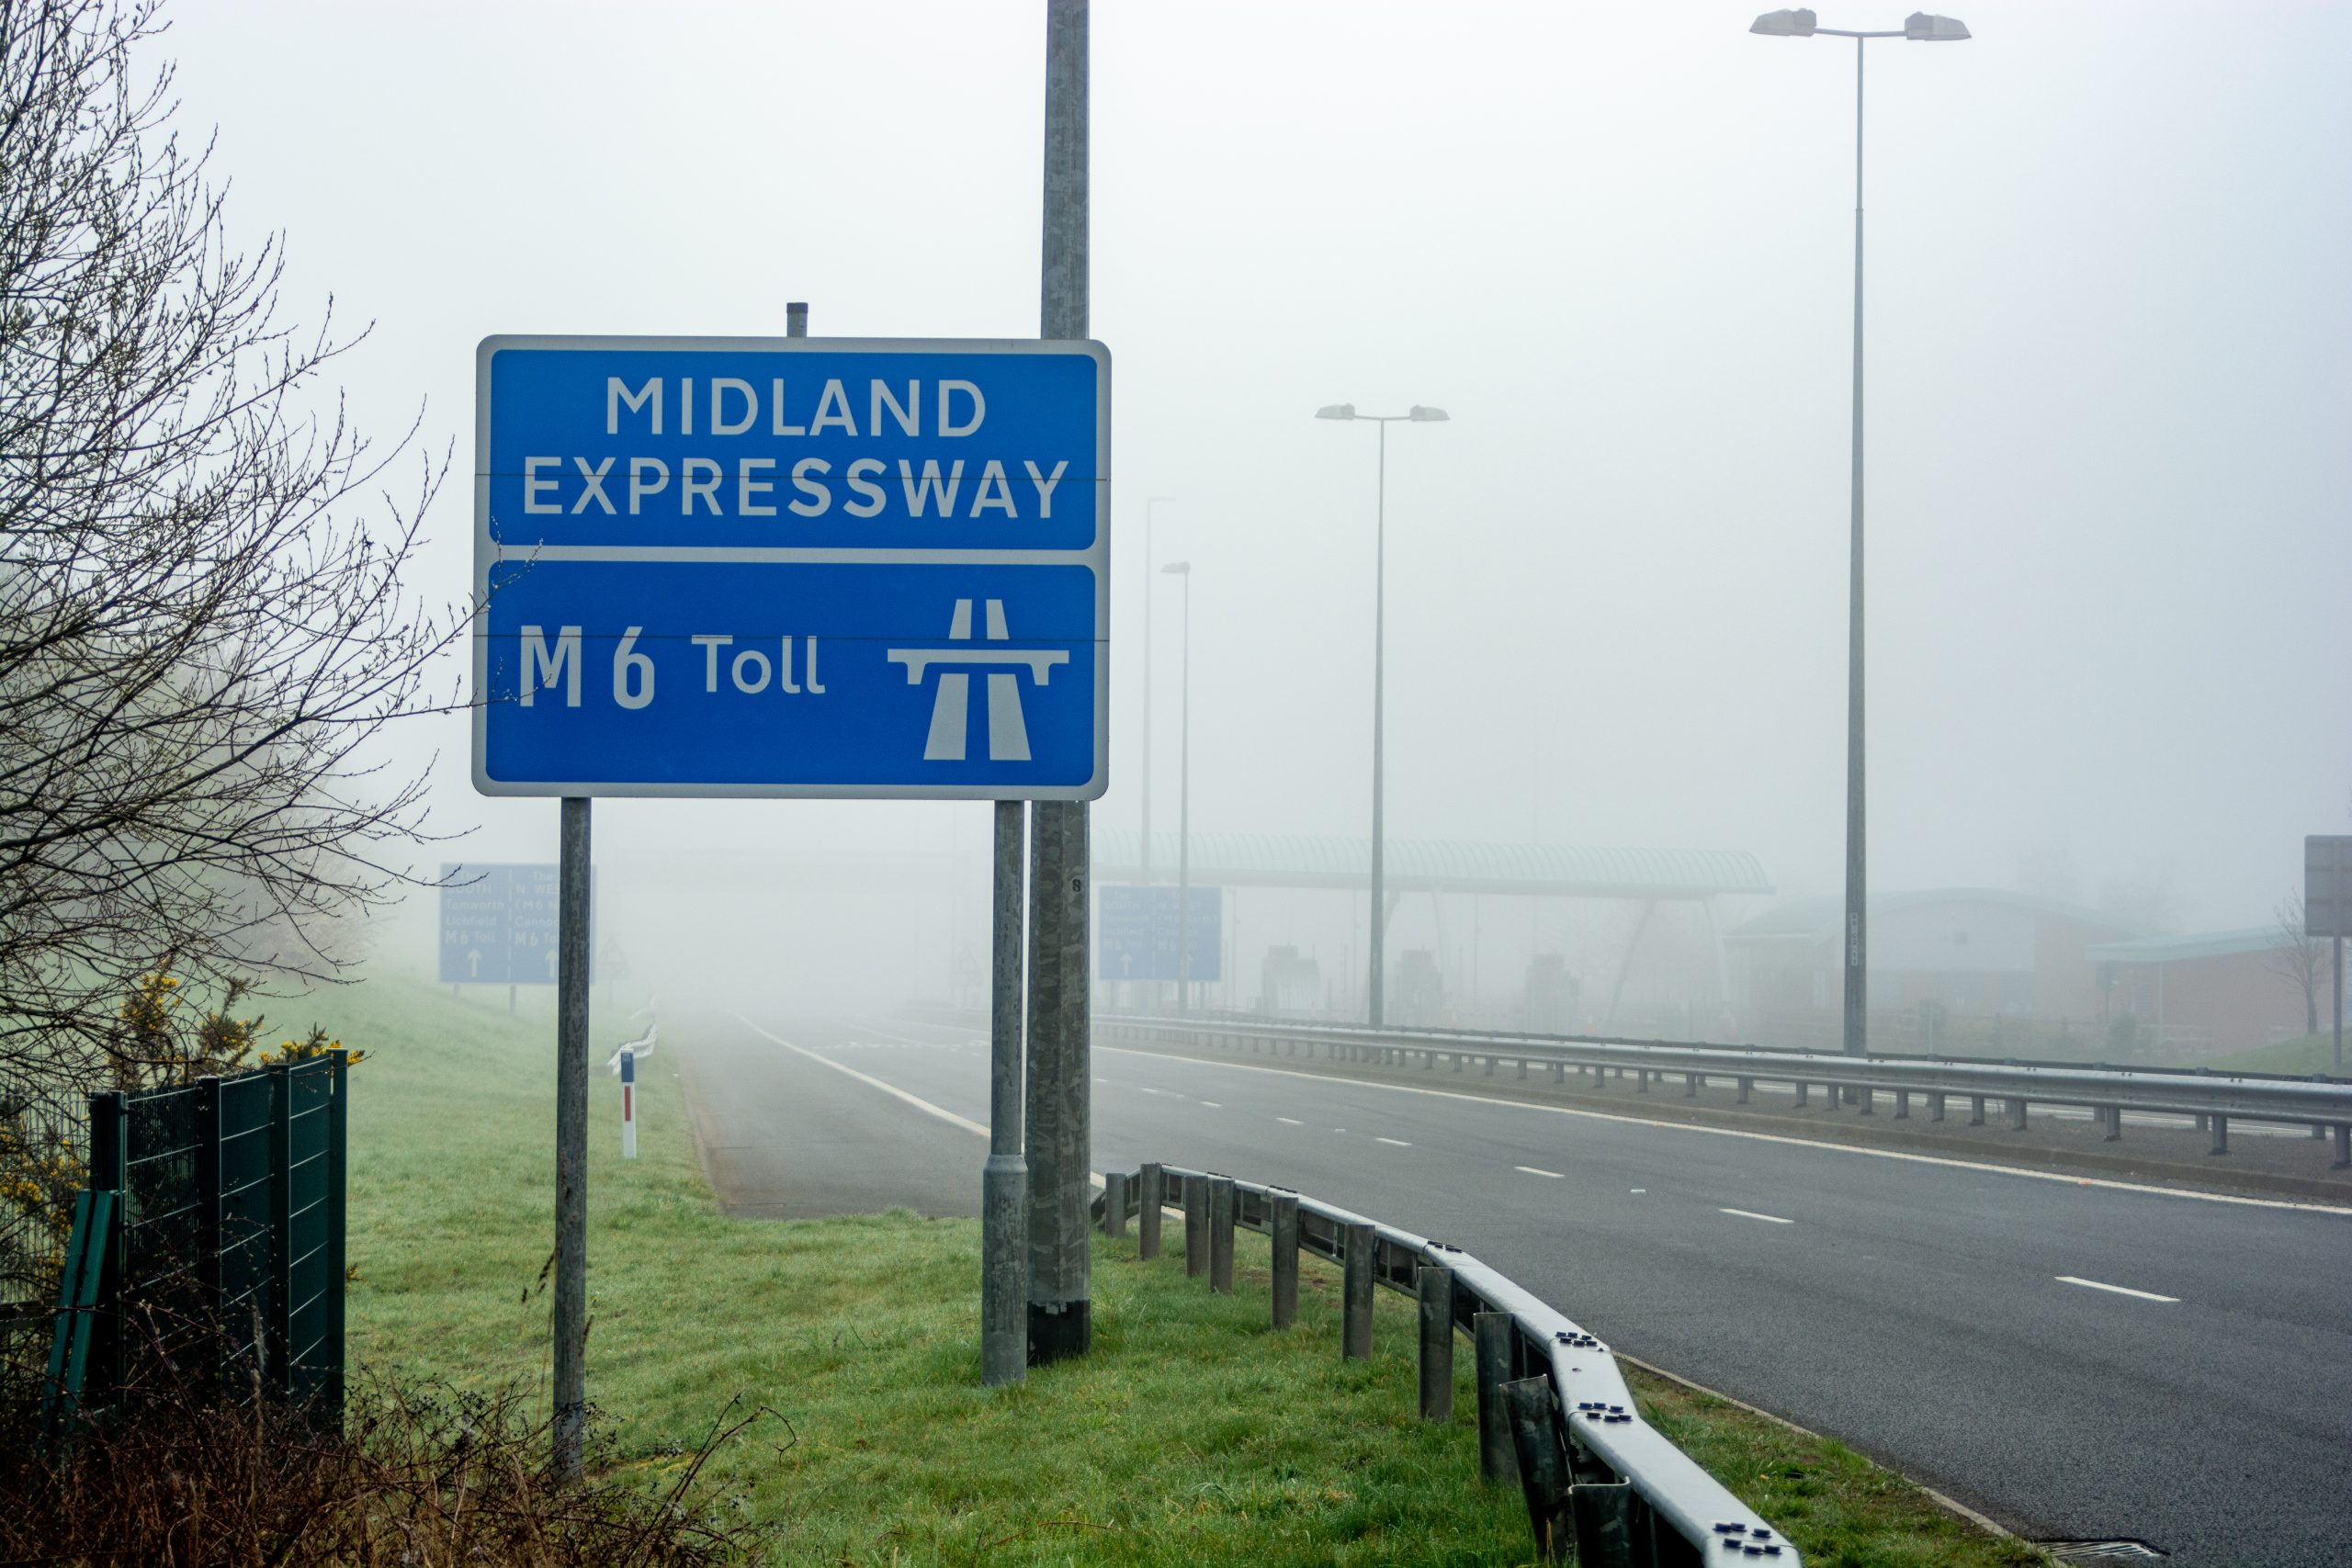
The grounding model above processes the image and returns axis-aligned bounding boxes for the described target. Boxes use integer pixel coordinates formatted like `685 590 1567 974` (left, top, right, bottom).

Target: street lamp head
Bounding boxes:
1316 403 1357 421
1408 405 1450 423
1750 7 1817 35
1160 560 1191 576
1904 11 1970 39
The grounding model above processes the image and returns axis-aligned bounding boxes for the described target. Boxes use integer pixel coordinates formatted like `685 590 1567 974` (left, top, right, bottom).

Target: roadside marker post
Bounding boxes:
619 1047 637 1160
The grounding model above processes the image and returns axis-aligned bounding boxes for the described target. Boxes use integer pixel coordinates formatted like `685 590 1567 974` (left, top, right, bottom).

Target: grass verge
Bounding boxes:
2197 1032 2346 1077
335 969 2044 1566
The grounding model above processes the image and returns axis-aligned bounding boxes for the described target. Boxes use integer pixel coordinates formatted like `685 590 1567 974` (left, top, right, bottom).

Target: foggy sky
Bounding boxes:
156 0 2352 986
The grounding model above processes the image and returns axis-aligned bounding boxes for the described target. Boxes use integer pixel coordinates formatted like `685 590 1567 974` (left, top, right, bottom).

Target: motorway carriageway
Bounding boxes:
697 1014 2352 1568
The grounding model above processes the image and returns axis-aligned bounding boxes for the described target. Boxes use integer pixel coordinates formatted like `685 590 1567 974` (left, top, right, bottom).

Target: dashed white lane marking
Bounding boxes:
1516 1165 1566 1179
1199 1100 1222 1108
1277 1116 1305 1125
2057 1275 2178 1303
1096 1044 2352 1219
1376 1136 1412 1147
1721 1207 1794 1225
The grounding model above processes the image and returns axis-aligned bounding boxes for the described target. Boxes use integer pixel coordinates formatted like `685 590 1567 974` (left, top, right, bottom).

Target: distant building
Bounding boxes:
2085 929 2315 1057
1725 889 2148 1054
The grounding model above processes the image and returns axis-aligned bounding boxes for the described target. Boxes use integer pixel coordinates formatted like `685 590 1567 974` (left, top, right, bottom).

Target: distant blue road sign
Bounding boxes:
1098 886 1221 983
439 863 575 985
472 336 1109 799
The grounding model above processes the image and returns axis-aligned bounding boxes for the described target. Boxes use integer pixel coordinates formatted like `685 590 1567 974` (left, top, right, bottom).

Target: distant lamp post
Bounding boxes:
1316 401 1449 1028
1160 560 1193 1013
1749 8 1970 1060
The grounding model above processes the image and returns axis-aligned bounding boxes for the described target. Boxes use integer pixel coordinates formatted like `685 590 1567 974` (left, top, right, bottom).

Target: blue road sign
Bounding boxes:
1098 885 1221 983
438 863 572 985
472 336 1109 798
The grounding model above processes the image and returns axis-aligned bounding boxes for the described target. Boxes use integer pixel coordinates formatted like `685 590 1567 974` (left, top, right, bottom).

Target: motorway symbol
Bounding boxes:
471 336 1110 799
889 598 1069 761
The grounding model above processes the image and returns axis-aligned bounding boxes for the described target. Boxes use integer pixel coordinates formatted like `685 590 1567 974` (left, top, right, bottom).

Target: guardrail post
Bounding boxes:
2208 1114 2229 1156
1475 1311 1514 1483
1417 1264 1453 1421
1550 1061 1564 1085
1208 1175 1235 1293
2102 1106 2123 1142
1683 1072 1697 1098
1928 1091 1946 1122
1102 1170 1128 1238
1793 1080 1808 1107
1969 1095 1986 1126
1271 1191 1299 1327
1637 1070 1649 1093
1858 1086 1874 1115
1453 1053 1464 1073
2333 1124 2349 1169
1184 1176 1208 1278
1484 1055 1496 1077
1518 1057 1528 1080
1138 1162 1163 1260
1502 1374 1573 1562
2009 1097 2029 1132
1341 1223 1374 1360
1736 1076 1752 1104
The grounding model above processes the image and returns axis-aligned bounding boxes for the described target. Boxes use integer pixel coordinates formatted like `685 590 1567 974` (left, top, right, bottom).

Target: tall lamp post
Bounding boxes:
1316 401 1449 1028
1162 560 1193 1012
1750 7 1970 1060
1140 496 1174 1010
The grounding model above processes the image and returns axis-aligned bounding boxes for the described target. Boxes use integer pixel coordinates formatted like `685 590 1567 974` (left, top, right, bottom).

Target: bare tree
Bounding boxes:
0 0 458 1089
2265 895 2324 1038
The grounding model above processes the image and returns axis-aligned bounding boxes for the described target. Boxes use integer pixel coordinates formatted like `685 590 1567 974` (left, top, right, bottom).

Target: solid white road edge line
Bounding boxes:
1516 1166 1566 1179
2056 1275 2179 1303
738 1016 989 1139
1094 1044 2352 1219
1720 1207 1794 1225
735 1016 1114 1190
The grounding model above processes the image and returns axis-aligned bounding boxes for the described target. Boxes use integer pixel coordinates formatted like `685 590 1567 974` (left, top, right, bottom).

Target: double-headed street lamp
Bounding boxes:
1750 8 1970 1059
1316 401 1449 1028
1160 559 1193 1012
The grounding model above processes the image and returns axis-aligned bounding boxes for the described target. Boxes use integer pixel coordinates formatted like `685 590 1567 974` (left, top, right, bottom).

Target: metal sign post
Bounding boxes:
1025 0 1092 1368
475 290 1111 1454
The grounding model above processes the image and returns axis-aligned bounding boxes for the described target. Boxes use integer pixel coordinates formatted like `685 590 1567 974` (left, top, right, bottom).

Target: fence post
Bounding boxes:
86 1090 127 1401
266 1062 292 1398
1271 1191 1299 1328
1137 1162 1162 1260
194 1075 224 1393
327 1049 349 1423
1208 1175 1235 1293
1341 1222 1374 1360
1184 1176 1208 1279
1102 1170 1127 1238
1475 1311 1514 1483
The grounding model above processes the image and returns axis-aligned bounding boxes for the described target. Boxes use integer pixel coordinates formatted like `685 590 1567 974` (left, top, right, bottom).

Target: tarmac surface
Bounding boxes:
673 1011 2352 1568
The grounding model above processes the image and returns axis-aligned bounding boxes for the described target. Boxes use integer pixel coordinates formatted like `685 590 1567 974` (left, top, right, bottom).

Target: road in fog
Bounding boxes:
690 1014 2352 1568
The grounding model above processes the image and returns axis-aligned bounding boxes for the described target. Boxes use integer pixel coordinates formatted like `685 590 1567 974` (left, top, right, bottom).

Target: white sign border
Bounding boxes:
470 333 1111 801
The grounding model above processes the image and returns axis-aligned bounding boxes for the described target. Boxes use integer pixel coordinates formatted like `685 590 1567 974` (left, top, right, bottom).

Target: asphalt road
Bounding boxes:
679 1013 2352 1568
